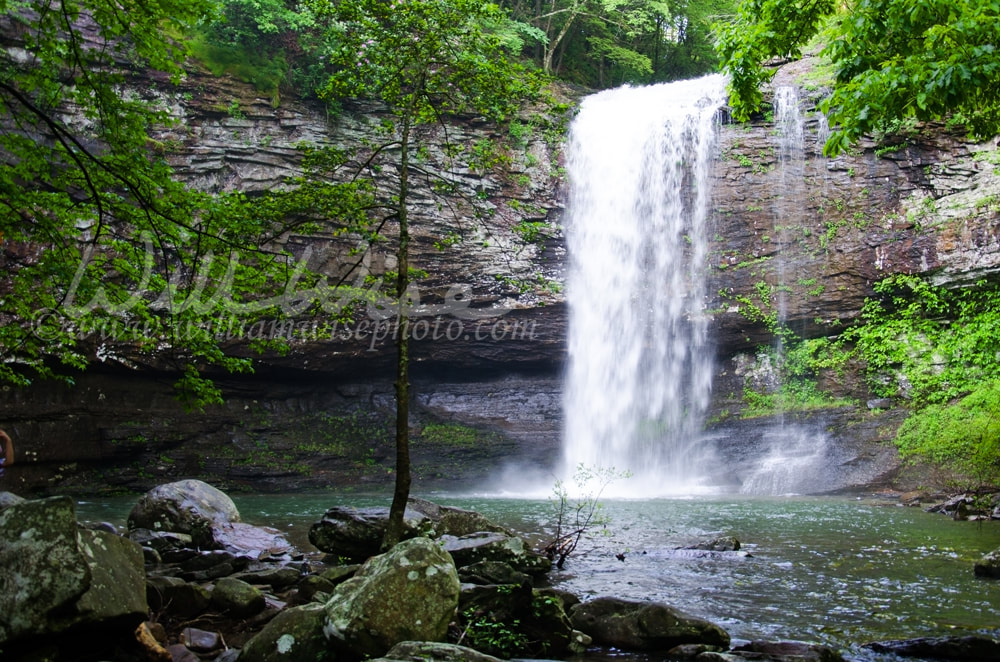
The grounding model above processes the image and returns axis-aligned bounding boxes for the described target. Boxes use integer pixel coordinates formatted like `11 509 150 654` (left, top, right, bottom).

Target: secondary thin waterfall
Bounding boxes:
561 75 727 495
740 86 831 495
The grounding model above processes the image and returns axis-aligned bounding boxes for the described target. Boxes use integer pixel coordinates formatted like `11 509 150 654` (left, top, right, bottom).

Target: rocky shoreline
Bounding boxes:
2 480 999 662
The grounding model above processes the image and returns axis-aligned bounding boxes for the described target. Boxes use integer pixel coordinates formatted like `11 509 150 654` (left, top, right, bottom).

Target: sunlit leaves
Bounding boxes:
714 0 835 122
714 0 1000 153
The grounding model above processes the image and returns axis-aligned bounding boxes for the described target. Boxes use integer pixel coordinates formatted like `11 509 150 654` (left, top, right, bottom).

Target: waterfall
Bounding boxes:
560 75 727 496
739 86 831 495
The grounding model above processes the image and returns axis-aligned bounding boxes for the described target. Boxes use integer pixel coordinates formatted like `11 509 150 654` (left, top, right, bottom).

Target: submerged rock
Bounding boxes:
569 596 730 651
864 635 1000 660
733 640 845 661
378 640 504 662
678 535 741 552
975 548 1000 579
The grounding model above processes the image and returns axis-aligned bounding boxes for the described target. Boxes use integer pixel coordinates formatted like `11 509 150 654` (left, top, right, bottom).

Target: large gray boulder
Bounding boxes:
309 505 433 561
0 496 89 643
407 498 512 537
570 596 730 652
324 537 461 659
0 496 147 645
128 480 241 548
127 480 291 556
70 528 147 629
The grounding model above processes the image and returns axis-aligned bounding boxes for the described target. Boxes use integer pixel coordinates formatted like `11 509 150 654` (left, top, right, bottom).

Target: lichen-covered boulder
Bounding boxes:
0 496 89 643
324 537 460 659
239 603 332 662
0 496 147 645
128 480 240 548
69 528 147 629
570 596 730 651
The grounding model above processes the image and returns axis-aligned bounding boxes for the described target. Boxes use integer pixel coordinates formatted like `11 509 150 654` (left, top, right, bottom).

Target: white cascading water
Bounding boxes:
560 75 728 496
739 86 831 495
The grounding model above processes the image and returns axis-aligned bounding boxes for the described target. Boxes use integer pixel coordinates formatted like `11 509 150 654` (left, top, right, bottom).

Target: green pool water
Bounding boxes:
76 492 1000 660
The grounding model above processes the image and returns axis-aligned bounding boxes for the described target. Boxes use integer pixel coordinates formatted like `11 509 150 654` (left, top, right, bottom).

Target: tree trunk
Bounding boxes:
543 0 581 74
383 116 412 550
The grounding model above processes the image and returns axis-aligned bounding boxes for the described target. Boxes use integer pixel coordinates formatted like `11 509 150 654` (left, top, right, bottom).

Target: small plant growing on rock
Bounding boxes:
457 607 530 657
542 463 630 569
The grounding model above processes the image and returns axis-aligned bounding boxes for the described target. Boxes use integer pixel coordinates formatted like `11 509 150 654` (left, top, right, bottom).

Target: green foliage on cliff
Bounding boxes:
190 0 736 96
723 281 852 416
848 275 1000 406
715 0 1000 154
0 0 373 407
895 380 1000 484
840 274 1000 481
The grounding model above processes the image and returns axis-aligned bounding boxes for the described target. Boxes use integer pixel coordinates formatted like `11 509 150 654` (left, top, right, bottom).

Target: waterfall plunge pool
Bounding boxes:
78 492 1000 660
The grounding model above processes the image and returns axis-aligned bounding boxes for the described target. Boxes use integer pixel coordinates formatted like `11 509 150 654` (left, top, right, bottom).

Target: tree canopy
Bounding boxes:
715 0 1000 154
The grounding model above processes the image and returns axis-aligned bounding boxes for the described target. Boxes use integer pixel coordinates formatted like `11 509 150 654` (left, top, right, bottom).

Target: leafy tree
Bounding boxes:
311 0 543 547
714 0 1000 154
501 0 731 87
191 0 335 98
0 0 370 406
713 0 834 122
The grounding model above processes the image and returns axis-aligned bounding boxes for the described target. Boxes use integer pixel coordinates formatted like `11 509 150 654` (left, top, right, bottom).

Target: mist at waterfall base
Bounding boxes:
516 75 835 498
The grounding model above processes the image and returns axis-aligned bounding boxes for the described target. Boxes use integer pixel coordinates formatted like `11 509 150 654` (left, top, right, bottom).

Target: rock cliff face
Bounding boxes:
4 57 999 495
